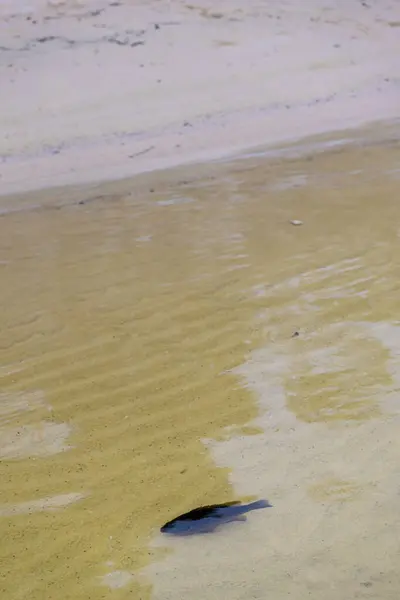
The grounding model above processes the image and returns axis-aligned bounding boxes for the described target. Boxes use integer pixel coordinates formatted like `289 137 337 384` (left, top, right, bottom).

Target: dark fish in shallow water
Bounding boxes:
160 499 271 536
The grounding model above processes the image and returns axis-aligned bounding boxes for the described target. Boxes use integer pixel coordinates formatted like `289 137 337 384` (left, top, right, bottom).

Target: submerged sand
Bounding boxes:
0 125 400 599
1 1 400 598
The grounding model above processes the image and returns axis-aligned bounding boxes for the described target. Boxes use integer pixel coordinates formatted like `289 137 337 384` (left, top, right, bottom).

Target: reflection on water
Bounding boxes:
0 492 86 517
0 420 72 459
0 125 400 600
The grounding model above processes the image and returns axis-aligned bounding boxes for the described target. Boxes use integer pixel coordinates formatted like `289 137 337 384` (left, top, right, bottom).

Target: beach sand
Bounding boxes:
1 2 400 600
1 0 399 195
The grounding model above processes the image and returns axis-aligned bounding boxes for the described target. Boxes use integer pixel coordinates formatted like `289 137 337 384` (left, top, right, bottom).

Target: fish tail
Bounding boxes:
247 499 272 510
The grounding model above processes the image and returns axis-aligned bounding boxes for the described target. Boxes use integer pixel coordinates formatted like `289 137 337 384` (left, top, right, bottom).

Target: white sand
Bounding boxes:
0 0 399 195
0 492 86 516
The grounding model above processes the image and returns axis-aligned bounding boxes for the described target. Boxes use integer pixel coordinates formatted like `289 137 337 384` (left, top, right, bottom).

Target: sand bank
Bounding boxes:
0 0 399 195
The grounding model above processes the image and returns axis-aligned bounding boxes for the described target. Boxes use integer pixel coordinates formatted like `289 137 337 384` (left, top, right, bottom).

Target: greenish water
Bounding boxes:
0 124 399 600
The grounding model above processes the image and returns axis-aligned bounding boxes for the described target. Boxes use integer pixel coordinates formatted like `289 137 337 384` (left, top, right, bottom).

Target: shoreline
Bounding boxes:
1 118 398 215
1 0 399 196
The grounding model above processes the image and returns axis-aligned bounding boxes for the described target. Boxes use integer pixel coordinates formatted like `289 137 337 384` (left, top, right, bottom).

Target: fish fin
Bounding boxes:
247 499 272 510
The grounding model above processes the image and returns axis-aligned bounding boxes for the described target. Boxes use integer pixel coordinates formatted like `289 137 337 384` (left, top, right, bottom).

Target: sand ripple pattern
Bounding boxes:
1 129 400 600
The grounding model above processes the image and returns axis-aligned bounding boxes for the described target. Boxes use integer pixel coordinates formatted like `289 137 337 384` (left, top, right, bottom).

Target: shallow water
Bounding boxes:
1 125 400 599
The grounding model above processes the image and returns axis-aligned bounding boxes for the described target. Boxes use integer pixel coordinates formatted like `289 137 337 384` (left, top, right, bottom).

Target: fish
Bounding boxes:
160 499 272 536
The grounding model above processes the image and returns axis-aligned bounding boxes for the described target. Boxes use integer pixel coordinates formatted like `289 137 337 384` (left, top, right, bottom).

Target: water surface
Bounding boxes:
1 124 400 599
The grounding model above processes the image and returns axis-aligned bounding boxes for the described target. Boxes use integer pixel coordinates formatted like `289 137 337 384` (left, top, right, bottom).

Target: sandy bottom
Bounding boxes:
1 123 400 599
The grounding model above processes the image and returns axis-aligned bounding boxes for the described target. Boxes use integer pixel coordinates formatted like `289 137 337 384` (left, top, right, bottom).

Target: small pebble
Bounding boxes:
290 220 303 226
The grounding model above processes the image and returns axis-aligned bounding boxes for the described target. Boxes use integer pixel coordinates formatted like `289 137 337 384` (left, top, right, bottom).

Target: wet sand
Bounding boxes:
1 123 400 599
